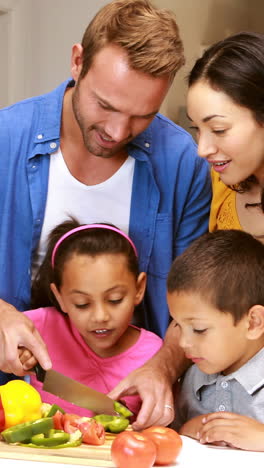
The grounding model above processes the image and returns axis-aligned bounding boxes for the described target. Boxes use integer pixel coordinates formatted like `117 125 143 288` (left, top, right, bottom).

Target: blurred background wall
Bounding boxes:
0 0 263 131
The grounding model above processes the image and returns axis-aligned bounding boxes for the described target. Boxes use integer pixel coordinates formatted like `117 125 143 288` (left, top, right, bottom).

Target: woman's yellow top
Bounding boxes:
209 169 242 232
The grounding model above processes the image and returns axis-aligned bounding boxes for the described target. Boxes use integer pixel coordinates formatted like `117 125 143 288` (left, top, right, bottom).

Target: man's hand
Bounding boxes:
199 412 264 451
108 322 189 430
0 299 52 375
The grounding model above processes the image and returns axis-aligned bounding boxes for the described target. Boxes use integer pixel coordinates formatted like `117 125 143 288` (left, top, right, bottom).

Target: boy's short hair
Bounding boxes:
167 230 264 323
80 0 185 80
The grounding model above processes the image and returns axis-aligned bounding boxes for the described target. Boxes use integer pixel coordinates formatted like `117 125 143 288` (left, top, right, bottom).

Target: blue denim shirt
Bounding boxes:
0 79 211 340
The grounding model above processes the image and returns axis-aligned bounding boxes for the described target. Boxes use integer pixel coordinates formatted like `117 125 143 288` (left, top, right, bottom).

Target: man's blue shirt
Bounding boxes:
0 79 211 339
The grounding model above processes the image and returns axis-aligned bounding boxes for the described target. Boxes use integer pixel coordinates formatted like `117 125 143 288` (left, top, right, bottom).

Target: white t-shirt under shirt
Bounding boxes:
31 148 135 276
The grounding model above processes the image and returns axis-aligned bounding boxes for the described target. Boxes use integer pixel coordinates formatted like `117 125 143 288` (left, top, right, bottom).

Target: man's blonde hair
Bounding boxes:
80 0 185 80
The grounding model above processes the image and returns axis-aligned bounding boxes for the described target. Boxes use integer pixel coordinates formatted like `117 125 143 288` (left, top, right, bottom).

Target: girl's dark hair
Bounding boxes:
188 31 264 206
31 219 139 311
167 230 264 324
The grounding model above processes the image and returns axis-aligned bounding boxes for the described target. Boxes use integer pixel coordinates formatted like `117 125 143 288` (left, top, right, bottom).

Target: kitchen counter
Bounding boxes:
0 435 263 468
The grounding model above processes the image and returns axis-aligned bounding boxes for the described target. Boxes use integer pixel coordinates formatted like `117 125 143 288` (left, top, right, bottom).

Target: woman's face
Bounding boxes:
187 80 264 185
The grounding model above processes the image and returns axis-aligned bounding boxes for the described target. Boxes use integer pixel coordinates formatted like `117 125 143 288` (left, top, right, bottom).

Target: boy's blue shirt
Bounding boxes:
0 79 211 338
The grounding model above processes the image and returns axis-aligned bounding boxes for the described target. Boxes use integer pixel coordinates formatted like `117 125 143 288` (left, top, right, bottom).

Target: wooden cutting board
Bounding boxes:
0 433 117 467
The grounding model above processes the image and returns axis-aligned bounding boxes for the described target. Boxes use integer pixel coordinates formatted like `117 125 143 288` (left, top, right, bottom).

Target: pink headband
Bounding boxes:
51 224 138 268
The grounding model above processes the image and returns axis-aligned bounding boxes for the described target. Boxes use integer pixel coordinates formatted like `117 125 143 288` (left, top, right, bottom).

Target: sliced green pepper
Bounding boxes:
20 430 82 449
93 414 115 427
93 414 129 433
1 417 54 443
46 404 65 417
107 417 129 433
31 429 70 447
113 401 133 418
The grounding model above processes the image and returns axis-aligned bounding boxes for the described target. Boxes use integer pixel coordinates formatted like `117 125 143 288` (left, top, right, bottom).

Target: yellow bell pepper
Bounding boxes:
0 380 42 428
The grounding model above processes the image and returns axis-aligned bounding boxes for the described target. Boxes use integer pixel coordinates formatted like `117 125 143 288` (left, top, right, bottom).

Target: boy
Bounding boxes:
167 230 264 451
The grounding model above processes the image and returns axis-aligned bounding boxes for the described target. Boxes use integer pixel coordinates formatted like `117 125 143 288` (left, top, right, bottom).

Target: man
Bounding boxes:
0 0 211 428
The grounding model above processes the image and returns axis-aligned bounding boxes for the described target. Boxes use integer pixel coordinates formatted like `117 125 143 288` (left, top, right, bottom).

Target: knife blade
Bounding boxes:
33 365 118 415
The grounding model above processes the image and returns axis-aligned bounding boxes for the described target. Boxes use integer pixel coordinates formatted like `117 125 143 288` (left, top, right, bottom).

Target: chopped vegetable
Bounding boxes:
53 411 105 445
0 380 42 429
1 417 53 443
31 429 70 446
40 403 52 418
93 414 129 433
46 404 65 417
114 401 133 418
21 430 83 449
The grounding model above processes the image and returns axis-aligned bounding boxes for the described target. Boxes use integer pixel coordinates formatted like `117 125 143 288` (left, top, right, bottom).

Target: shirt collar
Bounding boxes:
230 347 264 394
33 79 73 146
193 347 264 398
31 78 155 160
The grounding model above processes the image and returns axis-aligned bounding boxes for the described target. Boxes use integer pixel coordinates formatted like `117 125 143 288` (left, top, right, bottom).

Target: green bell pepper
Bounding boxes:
20 430 83 449
31 429 70 447
1 417 54 443
113 401 133 418
46 404 65 417
93 414 129 433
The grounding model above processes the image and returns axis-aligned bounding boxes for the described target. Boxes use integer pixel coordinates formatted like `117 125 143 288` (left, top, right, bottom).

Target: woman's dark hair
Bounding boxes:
188 31 264 206
31 219 139 311
167 230 264 324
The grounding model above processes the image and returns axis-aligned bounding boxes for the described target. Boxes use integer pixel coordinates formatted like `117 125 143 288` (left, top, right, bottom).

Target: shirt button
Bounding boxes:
37 134 43 140
221 381 228 389
218 405 226 411
144 142 150 148
50 142 57 149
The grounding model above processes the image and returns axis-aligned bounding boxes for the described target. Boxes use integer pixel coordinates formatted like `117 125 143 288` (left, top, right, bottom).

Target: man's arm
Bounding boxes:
0 299 52 375
108 321 190 430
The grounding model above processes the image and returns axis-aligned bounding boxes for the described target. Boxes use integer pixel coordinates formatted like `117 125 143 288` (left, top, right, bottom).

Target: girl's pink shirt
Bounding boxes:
24 307 163 417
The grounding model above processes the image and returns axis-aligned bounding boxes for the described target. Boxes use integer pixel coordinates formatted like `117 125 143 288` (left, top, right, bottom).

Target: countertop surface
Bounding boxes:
0 435 264 468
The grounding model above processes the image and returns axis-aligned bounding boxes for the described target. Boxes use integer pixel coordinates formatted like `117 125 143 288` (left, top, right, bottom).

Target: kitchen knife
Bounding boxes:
33 364 118 415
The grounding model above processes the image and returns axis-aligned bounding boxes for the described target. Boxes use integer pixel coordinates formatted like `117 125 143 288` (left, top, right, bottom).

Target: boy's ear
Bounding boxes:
246 305 264 339
50 283 68 314
134 272 147 306
71 43 84 82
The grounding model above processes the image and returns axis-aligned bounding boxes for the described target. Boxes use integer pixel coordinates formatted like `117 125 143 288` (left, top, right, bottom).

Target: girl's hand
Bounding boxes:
18 346 38 371
199 411 264 451
179 414 207 440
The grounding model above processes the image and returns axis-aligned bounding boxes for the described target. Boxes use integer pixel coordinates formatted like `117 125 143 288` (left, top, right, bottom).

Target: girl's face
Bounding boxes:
187 80 264 185
51 253 146 357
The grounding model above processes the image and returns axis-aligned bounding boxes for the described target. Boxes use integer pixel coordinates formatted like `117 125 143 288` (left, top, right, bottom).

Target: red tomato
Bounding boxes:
111 431 156 468
53 410 64 430
78 420 105 445
142 426 182 465
0 396 5 431
62 413 81 434
53 412 105 445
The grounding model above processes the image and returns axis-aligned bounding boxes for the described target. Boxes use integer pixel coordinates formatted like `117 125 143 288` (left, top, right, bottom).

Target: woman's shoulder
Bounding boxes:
209 169 241 231
211 169 233 199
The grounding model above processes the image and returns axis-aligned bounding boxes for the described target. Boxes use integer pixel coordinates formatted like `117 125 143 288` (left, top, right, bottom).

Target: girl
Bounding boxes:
20 219 162 417
186 31 264 242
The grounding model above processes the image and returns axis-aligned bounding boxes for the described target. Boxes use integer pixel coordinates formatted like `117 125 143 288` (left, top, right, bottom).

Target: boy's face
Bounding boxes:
167 291 251 375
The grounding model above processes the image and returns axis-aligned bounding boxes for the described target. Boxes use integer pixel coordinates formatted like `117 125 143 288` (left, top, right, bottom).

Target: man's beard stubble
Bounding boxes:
72 85 129 159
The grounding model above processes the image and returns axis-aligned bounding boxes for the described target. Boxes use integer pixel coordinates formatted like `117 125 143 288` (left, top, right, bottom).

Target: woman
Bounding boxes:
187 31 264 242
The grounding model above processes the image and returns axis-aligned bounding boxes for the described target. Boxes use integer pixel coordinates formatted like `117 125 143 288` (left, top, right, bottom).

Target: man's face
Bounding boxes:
71 44 171 158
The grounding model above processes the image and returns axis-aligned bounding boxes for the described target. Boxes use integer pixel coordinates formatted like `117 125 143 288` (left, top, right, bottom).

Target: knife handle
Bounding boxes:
32 363 46 383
